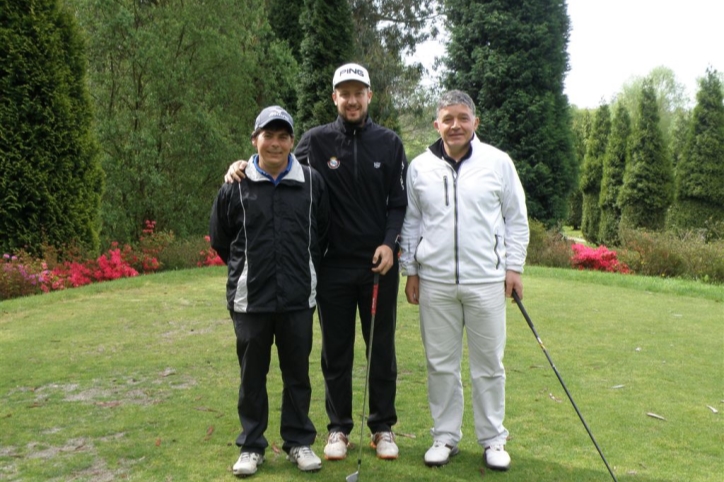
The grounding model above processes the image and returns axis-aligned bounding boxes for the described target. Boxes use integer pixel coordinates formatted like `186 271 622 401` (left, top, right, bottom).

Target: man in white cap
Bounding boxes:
225 64 408 461
211 106 330 477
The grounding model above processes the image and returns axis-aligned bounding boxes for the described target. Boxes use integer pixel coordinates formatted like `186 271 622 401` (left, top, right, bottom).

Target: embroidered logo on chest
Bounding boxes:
328 157 340 169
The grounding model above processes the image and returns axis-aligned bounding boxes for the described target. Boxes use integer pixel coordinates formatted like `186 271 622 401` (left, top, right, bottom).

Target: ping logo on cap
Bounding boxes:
333 63 371 88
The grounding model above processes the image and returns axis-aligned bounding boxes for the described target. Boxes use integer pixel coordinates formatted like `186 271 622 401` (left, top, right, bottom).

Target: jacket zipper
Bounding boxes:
353 129 358 181
443 176 449 206
494 234 501 270
453 173 460 284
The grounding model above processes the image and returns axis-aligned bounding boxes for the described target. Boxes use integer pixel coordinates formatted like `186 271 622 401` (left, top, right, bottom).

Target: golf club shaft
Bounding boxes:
354 273 380 474
512 291 618 482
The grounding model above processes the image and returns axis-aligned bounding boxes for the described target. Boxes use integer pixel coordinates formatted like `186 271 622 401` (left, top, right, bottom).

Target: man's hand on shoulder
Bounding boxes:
224 160 248 183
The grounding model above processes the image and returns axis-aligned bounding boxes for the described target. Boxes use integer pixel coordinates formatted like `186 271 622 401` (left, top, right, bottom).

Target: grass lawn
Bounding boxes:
0 266 721 481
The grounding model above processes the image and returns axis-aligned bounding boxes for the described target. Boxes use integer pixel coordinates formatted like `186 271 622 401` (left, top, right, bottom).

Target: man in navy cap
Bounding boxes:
210 106 330 477
225 63 408 461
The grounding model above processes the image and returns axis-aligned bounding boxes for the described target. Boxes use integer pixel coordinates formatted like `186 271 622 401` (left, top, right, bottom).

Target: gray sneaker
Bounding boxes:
287 446 322 472
232 451 263 476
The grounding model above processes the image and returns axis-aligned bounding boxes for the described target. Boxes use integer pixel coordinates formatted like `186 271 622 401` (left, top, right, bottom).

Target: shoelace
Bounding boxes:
293 446 314 459
375 432 394 443
239 452 257 462
329 432 346 443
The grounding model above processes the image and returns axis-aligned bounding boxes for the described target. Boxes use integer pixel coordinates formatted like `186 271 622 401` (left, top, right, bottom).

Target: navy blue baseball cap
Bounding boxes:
253 106 294 134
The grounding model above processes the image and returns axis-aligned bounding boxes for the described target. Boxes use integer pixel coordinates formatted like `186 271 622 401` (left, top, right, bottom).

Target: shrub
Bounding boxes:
157 237 213 271
570 244 630 274
619 228 724 283
0 252 50 300
198 236 224 267
527 219 572 268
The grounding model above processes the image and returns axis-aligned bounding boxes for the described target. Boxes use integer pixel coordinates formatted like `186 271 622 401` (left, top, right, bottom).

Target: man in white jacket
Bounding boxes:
400 90 529 472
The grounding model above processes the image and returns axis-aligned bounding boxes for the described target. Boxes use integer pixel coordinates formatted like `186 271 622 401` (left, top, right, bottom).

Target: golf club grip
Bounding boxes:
371 273 379 315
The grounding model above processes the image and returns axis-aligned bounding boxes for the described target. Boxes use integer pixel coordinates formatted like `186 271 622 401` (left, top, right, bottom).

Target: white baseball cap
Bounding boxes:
332 63 371 89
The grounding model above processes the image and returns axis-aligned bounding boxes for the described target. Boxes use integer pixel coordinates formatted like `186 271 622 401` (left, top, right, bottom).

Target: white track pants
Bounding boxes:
418 278 508 448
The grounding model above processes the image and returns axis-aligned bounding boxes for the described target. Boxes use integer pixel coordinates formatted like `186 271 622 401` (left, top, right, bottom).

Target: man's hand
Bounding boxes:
505 270 523 300
404 275 420 305
371 245 394 275
224 160 248 183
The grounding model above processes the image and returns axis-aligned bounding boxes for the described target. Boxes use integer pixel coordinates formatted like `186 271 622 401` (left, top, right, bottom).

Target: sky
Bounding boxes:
565 0 723 108
411 0 723 108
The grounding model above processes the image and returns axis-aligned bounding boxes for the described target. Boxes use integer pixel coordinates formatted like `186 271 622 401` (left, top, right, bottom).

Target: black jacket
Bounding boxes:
295 115 407 268
209 155 329 313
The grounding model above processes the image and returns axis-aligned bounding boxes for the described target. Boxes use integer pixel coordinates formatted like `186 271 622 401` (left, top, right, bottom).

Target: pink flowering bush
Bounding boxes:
198 236 224 267
570 243 630 274
1 252 51 300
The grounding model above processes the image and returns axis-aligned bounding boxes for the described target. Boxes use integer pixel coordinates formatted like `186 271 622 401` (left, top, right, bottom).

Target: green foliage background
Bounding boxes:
66 0 297 245
0 0 103 256
668 69 724 233
619 80 674 231
598 102 630 246
443 0 576 227
580 103 610 243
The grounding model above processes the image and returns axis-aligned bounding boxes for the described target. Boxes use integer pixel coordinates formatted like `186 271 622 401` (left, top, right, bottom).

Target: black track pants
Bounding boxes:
317 265 399 434
232 309 317 454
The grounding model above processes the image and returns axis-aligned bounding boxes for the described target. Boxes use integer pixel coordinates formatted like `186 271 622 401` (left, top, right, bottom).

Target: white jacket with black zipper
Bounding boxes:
400 134 529 283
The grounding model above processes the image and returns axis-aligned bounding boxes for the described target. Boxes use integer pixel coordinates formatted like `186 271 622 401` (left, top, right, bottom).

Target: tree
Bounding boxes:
669 108 691 168
616 66 688 147
349 0 440 131
70 0 296 244
443 0 575 226
296 0 355 133
0 0 103 256
668 68 724 237
580 104 610 243
598 102 631 245
566 107 593 229
619 80 674 231
267 0 304 110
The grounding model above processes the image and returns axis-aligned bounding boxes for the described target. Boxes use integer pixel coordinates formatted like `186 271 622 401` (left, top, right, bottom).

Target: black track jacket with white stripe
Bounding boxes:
209 155 329 313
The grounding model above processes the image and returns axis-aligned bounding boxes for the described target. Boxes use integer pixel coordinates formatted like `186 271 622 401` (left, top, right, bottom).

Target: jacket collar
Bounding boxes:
428 133 478 161
245 154 306 184
334 115 372 135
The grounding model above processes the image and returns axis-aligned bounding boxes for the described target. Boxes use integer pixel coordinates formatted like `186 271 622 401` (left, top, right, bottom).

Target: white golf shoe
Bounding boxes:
287 446 322 472
371 431 399 459
424 440 459 466
232 452 263 476
484 444 511 471
324 431 349 460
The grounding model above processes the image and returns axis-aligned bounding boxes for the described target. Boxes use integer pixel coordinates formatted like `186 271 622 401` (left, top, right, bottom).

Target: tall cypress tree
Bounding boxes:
668 68 724 236
297 0 355 133
580 104 610 244
444 0 575 226
0 0 103 256
566 108 593 229
599 102 631 245
619 80 674 231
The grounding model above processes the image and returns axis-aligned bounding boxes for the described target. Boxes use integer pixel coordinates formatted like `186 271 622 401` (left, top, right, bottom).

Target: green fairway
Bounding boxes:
0 266 721 481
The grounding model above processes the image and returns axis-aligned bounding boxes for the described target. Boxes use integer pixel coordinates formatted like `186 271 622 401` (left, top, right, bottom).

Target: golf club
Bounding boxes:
346 272 380 482
512 290 618 482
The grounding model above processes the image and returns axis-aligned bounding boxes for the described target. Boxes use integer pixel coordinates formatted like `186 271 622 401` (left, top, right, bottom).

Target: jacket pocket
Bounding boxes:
413 236 424 266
